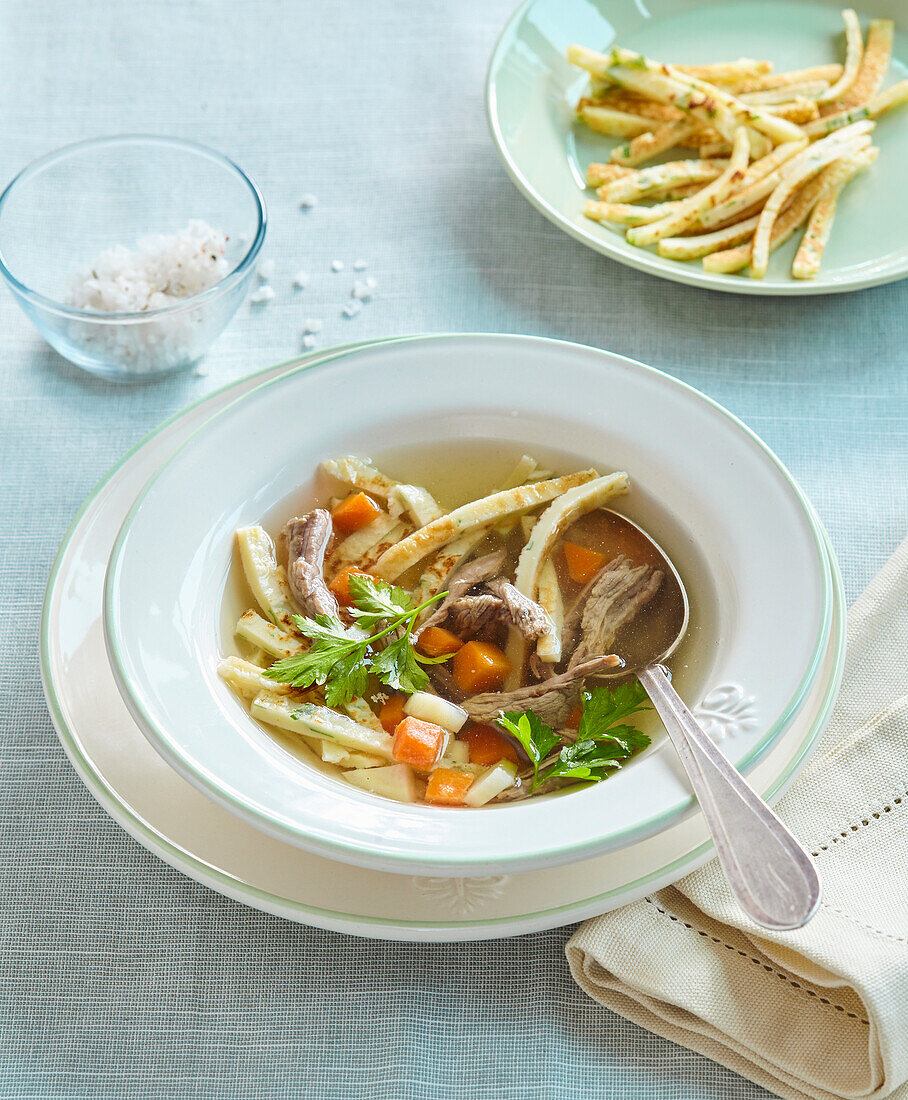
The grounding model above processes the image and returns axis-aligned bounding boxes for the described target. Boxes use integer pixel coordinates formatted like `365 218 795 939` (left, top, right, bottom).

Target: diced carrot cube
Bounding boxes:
566 704 583 730
451 641 512 694
425 767 475 805
392 716 447 770
331 492 382 535
328 565 375 607
379 694 407 734
460 723 519 766
563 541 605 584
417 626 464 657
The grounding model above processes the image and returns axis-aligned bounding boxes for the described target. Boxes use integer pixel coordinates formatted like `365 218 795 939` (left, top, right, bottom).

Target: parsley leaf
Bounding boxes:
323 649 371 707
265 613 361 695
539 738 623 784
497 710 560 788
264 576 446 705
596 724 652 755
577 681 650 741
537 728 649 789
346 573 415 629
370 631 430 695
534 743 609 789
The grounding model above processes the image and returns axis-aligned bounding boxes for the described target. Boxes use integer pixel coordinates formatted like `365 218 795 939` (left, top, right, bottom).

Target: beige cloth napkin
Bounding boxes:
567 535 908 1100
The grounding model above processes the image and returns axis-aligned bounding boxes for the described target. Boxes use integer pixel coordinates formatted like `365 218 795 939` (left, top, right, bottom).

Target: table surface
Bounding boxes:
1 2 906 1097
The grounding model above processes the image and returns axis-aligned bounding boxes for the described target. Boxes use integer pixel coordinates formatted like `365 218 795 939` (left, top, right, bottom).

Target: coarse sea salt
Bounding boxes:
331 260 344 272
300 194 318 210
64 220 232 374
292 271 310 289
249 286 275 304
302 334 318 350
67 220 229 314
257 259 275 281
303 318 323 334
343 300 363 318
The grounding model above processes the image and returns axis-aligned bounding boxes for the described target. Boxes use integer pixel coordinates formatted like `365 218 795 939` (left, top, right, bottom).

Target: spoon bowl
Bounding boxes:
595 509 689 675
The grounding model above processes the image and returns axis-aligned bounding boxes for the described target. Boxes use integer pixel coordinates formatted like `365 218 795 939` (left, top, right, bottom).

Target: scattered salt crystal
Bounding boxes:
194 362 210 377
299 194 318 210
257 259 275 281
351 280 372 301
302 334 318 350
303 318 322 334
353 259 367 271
331 260 344 272
343 300 363 318
292 271 310 289
365 276 377 290
249 286 275 304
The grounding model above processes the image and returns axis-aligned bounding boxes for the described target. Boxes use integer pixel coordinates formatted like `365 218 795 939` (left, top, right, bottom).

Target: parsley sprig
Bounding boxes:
264 574 449 706
498 681 652 792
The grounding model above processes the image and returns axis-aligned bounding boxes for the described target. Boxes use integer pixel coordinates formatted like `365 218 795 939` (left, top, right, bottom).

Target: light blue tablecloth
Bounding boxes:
1 2 906 1097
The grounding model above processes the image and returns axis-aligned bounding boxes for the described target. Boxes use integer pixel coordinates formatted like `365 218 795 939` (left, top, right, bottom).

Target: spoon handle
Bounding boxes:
636 664 821 930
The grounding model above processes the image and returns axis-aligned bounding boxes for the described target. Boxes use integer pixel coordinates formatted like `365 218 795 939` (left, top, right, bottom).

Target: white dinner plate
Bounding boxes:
103 334 838 876
486 0 908 294
42 341 845 940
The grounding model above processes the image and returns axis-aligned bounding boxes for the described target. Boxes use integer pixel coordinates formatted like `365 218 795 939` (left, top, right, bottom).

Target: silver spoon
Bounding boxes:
595 510 821 931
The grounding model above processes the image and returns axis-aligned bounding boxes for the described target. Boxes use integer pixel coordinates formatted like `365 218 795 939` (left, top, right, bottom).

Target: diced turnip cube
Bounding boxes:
463 761 518 807
343 764 420 803
404 691 468 733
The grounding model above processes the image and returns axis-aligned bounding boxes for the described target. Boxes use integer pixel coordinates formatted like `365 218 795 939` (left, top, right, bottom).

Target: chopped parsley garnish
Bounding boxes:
498 681 651 792
264 574 448 706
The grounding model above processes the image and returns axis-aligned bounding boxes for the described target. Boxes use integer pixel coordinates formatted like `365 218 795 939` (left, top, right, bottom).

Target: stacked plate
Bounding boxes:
41 335 844 941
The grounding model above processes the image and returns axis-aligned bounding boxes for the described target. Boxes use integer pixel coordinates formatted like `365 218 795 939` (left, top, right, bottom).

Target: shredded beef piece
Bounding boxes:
568 557 663 668
485 578 554 642
284 510 339 619
446 592 503 636
414 550 505 636
427 572 554 643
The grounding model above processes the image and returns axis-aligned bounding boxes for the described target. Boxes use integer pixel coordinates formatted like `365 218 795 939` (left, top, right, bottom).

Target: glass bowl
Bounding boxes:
0 135 266 381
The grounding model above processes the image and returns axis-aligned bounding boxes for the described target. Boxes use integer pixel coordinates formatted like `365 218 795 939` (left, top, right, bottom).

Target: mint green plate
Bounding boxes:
486 0 908 294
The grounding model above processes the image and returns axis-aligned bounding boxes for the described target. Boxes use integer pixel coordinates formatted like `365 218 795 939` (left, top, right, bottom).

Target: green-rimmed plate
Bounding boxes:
42 342 845 940
486 0 908 294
